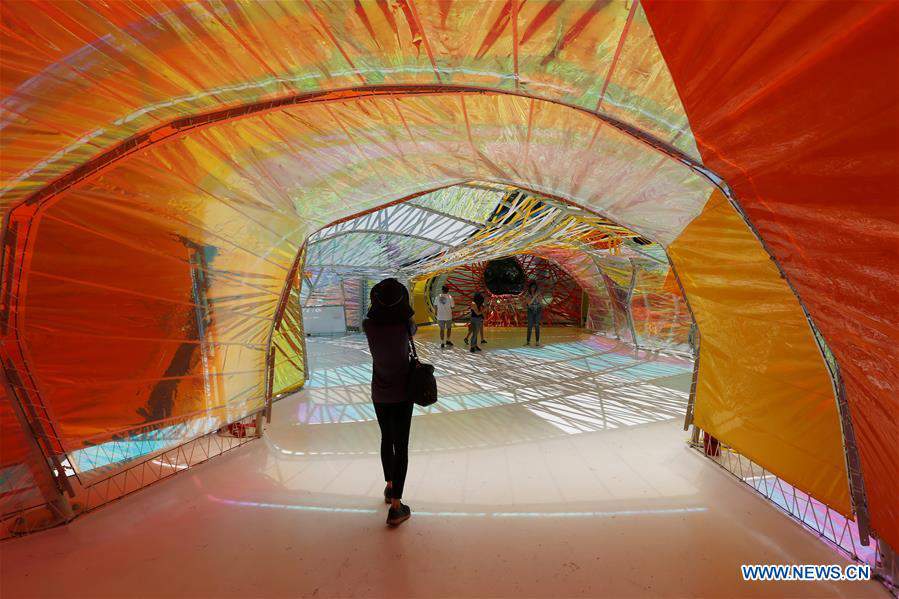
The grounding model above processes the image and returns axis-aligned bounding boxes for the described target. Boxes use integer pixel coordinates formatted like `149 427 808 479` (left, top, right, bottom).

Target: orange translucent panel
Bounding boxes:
645 0 898 548
1 1 698 209
6 92 711 458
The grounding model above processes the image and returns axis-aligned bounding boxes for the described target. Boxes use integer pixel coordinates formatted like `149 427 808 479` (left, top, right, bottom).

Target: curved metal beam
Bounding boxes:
309 228 455 248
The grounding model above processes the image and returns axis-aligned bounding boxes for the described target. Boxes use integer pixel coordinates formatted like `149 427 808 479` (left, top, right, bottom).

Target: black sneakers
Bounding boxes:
387 503 411 526
445 340 454 347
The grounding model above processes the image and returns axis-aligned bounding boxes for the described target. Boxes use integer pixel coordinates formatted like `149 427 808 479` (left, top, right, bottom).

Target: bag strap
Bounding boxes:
407 323 419 360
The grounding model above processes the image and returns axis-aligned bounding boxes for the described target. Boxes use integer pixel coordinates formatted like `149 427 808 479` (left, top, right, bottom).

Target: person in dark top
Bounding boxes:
523 281 543 346
467 291 486 353
464 291 488 347
362 278 416 526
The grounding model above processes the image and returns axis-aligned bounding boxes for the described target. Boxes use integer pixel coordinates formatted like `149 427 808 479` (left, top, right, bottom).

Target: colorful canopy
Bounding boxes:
1 0 896 551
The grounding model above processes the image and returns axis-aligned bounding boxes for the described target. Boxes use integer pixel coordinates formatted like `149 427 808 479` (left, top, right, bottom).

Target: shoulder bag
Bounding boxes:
406 333 437 407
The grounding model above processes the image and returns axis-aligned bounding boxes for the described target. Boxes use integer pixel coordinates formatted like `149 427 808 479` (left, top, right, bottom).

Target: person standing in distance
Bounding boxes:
468 292 487 353
436 284 455 349
524 280 544 346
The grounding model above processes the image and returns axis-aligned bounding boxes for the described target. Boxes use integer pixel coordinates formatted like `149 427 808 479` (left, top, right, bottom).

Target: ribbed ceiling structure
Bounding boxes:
1 1 895 553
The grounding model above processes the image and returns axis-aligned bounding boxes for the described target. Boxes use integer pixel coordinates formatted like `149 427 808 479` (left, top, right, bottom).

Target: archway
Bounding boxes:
1 2 895 592
2 91 848 530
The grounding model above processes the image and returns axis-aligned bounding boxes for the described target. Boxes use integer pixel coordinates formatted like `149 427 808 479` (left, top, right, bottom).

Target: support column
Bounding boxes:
1 368 73 528
625 259 640 351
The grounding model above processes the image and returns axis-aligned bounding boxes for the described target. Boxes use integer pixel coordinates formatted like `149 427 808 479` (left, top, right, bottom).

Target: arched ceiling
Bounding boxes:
0 0 698 208
305 183 661 278
3 0 894 551
13 92 714 275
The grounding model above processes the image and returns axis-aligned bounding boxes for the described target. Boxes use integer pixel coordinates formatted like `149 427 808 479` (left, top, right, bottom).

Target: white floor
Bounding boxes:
0 328 886 598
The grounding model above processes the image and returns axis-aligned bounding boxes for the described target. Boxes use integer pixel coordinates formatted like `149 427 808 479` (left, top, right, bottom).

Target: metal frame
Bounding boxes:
0 408 261 538
690 429 896 594
699 173 875 548
0 369 73 532
0 69 880 557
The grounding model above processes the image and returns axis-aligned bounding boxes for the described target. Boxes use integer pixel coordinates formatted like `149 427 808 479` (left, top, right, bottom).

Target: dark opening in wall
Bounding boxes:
484 257 526 295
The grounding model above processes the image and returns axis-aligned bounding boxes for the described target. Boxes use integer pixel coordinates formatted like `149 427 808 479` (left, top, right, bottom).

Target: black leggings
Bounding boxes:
373 401 414 499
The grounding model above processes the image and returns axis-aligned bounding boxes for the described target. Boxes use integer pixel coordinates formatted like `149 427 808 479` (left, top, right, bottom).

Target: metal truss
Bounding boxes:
1 412 261 539
691 430 897 595
304 184 654 283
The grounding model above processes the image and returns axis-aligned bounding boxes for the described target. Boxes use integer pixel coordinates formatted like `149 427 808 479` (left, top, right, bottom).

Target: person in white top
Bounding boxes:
435 285 455 349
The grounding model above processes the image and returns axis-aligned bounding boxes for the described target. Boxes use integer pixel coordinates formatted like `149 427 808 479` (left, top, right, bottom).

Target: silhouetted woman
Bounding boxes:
468 292 486 353
362 278 416 526
524 281 543 346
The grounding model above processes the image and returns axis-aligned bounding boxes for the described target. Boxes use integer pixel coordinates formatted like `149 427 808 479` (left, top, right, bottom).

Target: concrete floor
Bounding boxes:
0 327 886 598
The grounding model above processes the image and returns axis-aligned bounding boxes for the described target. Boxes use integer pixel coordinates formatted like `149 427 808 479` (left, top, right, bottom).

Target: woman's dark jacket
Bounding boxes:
363 317 417 403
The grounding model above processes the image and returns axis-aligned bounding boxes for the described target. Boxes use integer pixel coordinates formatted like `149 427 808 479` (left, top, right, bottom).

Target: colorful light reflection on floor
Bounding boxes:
296 331 693 433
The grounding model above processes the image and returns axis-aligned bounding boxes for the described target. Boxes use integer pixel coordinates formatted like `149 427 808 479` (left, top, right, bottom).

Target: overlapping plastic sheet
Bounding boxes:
630 262 691 352
0 385 44 521
271 264 306 398
0 0 891 544
0 0 698 209
410 186 503 225
302 270 366 331
339 278 366 331
644 0 898 548
669 191 852 516
531 244 688 352
533 246 617 336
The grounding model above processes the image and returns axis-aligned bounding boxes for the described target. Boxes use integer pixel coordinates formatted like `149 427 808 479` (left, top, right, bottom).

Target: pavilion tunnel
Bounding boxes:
0 0 895 559
0 86 878 546
299 185 694 348
0 168 856 539
425 255 589 329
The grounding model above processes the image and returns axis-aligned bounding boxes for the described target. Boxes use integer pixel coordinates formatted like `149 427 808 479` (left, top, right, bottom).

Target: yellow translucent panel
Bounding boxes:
668 190 851 516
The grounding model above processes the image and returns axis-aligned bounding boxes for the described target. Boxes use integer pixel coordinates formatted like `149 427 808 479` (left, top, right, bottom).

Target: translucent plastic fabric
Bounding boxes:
308 232 446 275
410 186 504 225
271 264 306 398
340 278 366 331
0 385 44 520
531 245 688 352
0 0 698 208
1 0 887 541
644 0 898 547
533 247 617 337
629 264 691 352
668 191 851 516
302 271 366 331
